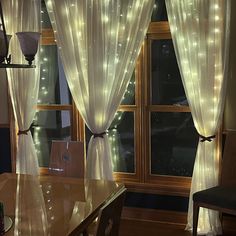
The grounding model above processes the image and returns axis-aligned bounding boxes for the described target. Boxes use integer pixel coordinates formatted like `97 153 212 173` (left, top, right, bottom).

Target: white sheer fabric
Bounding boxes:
2 0 41 175
46 0 154 180
166 0 231 234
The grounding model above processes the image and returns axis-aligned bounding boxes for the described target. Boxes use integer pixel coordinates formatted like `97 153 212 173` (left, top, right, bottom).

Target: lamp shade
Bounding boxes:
16 32 40 65
0 30 11 63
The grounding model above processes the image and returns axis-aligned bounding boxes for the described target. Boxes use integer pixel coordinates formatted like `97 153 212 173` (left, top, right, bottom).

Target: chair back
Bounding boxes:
221 130 236 186
94 188 126 236
49 140 84 178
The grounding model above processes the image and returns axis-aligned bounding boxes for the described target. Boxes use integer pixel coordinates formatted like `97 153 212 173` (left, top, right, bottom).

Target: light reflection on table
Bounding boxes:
0 173 125 236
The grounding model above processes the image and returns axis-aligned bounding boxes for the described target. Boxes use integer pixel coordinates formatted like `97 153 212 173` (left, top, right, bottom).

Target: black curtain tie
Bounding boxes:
93 132 107 139
18 127 31 135
199 134 216 142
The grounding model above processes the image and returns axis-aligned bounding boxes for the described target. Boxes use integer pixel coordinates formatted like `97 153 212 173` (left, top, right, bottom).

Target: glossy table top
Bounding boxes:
0 173 125 236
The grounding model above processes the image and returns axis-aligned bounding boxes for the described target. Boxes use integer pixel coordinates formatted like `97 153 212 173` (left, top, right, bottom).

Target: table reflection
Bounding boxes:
14 174 48 235
0 173 124 236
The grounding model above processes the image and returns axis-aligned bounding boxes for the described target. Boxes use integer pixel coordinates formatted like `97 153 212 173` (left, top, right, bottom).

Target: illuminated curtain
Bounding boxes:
46 0 154 180
2 0 41 175
166 0 231 234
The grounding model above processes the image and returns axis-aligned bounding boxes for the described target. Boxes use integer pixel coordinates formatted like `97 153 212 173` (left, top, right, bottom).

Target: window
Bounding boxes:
36 0 198 196
109 0 198 195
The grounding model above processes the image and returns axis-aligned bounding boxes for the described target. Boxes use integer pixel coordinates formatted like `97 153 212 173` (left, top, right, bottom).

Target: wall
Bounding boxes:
224 0 236 130
0 70 11 173
0 70 9 124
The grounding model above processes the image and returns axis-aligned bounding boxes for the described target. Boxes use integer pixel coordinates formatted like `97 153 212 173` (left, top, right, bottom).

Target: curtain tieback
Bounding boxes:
93 132 107 139
18 127 31 135
199 134 216 142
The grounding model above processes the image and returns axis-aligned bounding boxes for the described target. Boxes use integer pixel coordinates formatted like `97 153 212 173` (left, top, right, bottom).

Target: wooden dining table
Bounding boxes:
0 173 125 235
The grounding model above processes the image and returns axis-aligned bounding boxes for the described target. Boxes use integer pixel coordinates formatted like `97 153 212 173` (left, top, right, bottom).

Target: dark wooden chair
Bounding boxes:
192 131 236 236
84 188 126 236
49 140 85 178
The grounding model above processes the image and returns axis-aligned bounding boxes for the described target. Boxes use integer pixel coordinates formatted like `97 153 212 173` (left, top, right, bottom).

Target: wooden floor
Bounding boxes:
119 219 191 236
119 219 236 236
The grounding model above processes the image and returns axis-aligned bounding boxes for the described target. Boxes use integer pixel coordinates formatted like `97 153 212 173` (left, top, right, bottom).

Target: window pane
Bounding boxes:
151 112 198 177
41 0 52 28
32 110 71 167
85 111 135 173
109 111 135 173
120 72 135 105
39 45 72 105
151 0 168 22
151 40 186 105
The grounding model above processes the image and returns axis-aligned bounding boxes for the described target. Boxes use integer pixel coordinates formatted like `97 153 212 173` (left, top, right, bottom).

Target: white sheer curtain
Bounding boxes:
166 0 231 234
46 0 154 180
2 0 41 175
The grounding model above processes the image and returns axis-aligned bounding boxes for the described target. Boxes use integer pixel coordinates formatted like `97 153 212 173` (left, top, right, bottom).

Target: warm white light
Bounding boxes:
214 4 219 10
103 62 107 70
102 15 109 23
115 58 119 64
64 8 69 16
198 52 204 58
47 0 52 6
208 39 214 44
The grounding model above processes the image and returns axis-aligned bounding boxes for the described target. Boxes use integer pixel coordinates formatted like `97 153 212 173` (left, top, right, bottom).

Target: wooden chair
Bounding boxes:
49 140 85 178
84 188 126 236
192 131 236 236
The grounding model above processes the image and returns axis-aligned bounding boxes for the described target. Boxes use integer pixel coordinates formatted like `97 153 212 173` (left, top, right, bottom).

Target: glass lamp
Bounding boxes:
0 1 40 68
16 32 41 65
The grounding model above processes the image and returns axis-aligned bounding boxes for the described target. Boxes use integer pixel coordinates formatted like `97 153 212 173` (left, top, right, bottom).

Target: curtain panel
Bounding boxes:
2 0 41 175
166 0 231 234
46 0 154 180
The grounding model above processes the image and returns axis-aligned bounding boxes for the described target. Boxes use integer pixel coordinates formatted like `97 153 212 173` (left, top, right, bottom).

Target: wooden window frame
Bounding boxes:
116 22 193 196
143 22 192 195
39 23 195 197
